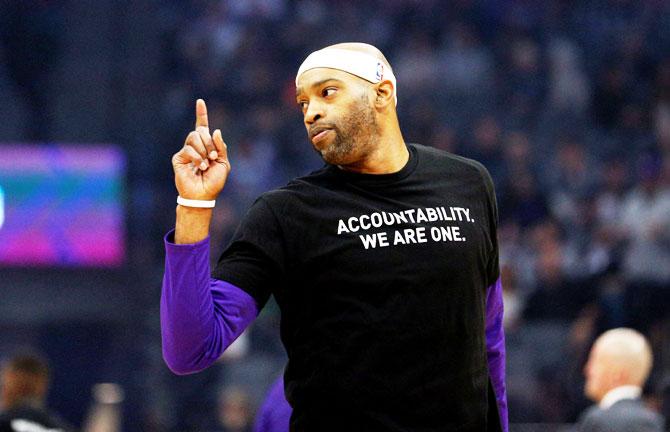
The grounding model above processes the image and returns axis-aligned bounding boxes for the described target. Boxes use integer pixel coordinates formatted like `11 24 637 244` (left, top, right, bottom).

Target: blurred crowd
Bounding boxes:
2 0 670 430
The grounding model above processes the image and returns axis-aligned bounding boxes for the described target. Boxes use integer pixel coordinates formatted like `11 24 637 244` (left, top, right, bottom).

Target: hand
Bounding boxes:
172 99 231 201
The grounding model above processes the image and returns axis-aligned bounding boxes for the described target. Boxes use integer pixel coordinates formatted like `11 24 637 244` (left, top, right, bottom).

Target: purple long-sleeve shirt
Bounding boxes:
161 230 508 431
161 232 259 375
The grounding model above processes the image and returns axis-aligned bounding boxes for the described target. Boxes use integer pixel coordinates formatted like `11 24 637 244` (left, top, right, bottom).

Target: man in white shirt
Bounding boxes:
576 328 665 431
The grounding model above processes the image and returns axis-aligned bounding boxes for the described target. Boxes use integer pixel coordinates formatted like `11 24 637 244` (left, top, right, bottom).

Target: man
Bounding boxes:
576 328 665 431
0 354 73 432
162 42 507 431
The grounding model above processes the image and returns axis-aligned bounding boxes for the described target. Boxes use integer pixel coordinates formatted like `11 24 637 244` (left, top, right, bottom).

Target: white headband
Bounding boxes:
296 48 398 105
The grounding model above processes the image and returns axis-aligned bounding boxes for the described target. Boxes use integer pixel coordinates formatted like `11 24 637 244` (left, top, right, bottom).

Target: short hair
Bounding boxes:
4 353 50 380
595 328 653 385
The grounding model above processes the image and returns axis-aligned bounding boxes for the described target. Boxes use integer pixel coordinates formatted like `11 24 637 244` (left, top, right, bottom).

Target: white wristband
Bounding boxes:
177 196 216 208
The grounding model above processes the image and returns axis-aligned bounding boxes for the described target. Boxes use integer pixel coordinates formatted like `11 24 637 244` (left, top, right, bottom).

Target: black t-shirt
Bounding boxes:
0 405 74 432
213 143 500 431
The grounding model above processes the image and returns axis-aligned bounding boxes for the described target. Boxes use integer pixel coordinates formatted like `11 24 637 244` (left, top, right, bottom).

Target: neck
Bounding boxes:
598 385 641 409
338 124 407 174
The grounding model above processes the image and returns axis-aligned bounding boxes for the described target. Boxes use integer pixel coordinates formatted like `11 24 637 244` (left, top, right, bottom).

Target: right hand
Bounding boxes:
172 99 231 200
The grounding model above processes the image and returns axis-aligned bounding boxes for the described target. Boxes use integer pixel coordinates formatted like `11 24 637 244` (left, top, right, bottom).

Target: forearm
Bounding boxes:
175 205 212 244
161 231 258 374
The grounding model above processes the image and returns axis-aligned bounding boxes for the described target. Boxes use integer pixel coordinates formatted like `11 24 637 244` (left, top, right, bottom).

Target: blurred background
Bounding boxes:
0 0 669 431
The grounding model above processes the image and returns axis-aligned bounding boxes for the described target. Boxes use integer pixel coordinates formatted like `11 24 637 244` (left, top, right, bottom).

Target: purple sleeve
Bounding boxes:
253 376 292 432
161 230 259 375
486 277 508 432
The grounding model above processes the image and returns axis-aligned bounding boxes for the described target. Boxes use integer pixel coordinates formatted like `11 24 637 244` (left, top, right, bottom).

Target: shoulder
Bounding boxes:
579 400 664 431
576 404 643 432
254 165 337 214
576 404 604 429
412 143 488 172
608 399 665 427
412 143 495 191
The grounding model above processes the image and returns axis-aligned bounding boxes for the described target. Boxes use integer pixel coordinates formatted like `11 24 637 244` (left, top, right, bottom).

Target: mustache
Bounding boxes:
309 123 338 137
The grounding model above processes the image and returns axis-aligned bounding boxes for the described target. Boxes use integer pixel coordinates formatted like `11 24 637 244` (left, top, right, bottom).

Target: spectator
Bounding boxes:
593 64 632 130
465 115 505 184
545 137 597 227
619 154 670 329
576 328 664 432
0 353 74 432
547 37 591 115
438 22 494 96
215 387 253 432
82 383 124 432
523 226 593 323
499 169 549 228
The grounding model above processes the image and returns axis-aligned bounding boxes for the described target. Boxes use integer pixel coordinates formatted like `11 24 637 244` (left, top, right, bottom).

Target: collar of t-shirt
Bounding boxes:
599 385 642 409
326 143 419 186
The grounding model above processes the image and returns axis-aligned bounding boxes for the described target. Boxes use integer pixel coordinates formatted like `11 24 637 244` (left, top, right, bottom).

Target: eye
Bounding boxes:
298 101 308 110
322 87 337 97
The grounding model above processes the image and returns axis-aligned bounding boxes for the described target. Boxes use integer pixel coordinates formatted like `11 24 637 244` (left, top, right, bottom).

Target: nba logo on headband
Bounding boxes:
376 62 384 81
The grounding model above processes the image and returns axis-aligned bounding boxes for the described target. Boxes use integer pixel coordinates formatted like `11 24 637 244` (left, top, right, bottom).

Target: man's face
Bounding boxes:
0 367 46 409
584 343 610 402
296 68 378 166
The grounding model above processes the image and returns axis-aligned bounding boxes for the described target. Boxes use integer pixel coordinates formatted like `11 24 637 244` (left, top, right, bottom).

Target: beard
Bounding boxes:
312 96 379 166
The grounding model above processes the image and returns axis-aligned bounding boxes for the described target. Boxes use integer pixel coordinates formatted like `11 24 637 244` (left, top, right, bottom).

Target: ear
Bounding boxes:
374 80 395 109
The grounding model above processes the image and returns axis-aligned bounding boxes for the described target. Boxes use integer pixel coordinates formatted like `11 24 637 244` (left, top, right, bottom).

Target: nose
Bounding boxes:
304 101 324 125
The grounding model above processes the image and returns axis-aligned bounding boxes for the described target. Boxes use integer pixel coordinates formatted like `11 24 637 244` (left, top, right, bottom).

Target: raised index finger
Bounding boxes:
195 99 209 130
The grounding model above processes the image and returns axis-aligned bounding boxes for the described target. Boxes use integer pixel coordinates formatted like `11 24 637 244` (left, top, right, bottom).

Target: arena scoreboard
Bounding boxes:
0 143 125 267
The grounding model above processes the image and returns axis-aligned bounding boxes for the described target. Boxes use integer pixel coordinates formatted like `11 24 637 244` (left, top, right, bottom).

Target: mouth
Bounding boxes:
309 126 334 145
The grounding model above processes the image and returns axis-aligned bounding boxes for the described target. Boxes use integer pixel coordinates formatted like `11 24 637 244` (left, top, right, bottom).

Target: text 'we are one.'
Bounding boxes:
336 206 476 250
